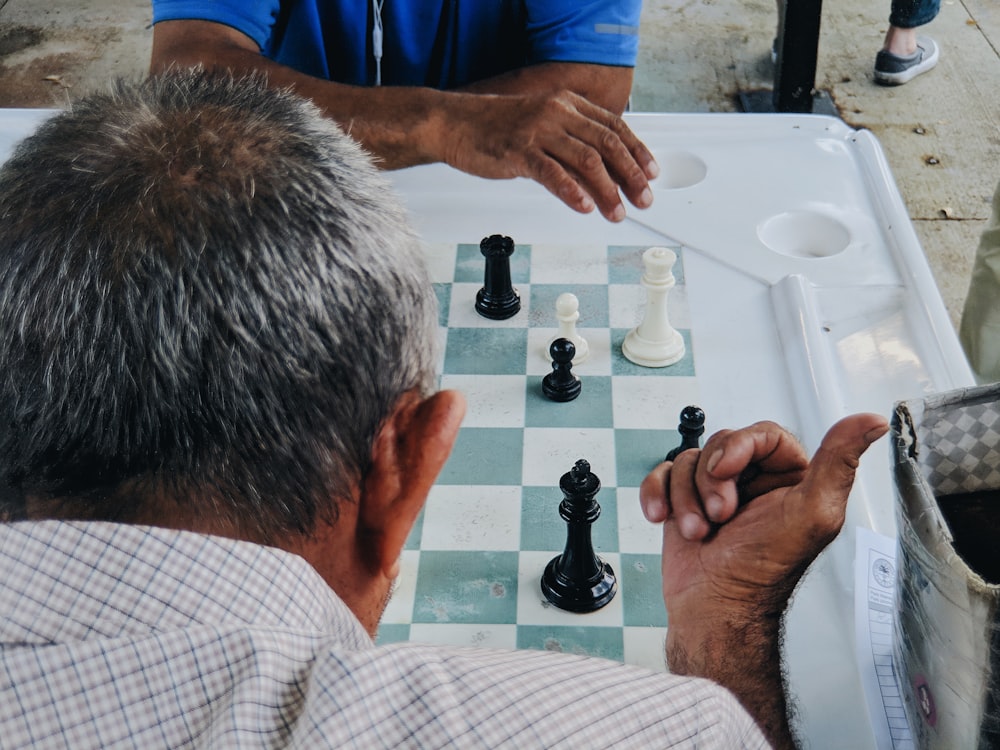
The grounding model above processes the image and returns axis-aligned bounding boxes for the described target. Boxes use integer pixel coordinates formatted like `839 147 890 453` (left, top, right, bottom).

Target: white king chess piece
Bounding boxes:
549 292 589 363
622 247 685 367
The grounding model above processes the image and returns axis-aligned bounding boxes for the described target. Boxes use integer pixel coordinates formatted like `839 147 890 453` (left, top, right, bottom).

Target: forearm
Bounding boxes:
151 20 657 221
151 21 454 169
456 62 633 115
240 65 452 169
666 612 795 750
648 416 888 750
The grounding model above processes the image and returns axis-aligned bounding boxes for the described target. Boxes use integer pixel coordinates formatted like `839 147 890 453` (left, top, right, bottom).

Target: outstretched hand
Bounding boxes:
639 414 888 749
440 90 659 222
150 22 656 223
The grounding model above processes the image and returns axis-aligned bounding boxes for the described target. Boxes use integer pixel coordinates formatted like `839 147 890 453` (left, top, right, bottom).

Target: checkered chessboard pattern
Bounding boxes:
378 242 699 672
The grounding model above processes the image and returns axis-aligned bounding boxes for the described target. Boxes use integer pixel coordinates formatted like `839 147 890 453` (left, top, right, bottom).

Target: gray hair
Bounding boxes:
0 70 438 540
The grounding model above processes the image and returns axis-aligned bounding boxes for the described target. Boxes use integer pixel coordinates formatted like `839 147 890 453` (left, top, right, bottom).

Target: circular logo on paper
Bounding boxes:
913 675 937 727
872 557 894 588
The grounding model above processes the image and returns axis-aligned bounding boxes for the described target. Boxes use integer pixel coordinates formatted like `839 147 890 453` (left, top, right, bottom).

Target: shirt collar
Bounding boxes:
0 520 373 650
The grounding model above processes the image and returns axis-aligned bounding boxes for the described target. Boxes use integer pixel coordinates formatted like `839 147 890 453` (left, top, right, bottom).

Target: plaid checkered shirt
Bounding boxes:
0 521 768 748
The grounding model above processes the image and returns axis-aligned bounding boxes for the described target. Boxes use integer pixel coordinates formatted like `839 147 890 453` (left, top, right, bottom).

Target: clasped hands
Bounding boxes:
639 414 889 663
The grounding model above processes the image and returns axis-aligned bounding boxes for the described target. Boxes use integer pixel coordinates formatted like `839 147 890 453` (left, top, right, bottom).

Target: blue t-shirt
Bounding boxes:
152 1 641 88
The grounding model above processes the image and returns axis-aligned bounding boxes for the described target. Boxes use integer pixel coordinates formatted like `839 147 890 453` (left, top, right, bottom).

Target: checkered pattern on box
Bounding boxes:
382 242 699 672
917 401 1000 495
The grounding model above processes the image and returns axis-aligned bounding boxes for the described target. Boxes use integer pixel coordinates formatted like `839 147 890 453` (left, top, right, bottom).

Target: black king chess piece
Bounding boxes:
542 338 582 402
665 405 706 462
475 234 520 320
541 459 617 612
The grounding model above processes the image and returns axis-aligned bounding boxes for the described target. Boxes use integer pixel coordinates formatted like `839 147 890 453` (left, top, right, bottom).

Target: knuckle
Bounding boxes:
621 163 647 187
813 505 847 543
598 127 622 154
606 112 626 131
704 428 732 448
535 156 566 185
540 94 572 118
574 146 605 176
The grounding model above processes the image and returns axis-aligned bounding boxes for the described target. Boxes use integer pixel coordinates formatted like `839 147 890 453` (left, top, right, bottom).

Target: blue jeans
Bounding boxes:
890 0 940 29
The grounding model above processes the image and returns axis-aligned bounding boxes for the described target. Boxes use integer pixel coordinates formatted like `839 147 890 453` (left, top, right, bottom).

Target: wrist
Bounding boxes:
666 608 782 677
316 86 451 169
418 90 497 171
663 580 788 669
402 88 451 166
666 611 795 750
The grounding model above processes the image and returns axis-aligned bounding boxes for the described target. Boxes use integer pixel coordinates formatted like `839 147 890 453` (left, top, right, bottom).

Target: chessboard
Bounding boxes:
377 240 699 672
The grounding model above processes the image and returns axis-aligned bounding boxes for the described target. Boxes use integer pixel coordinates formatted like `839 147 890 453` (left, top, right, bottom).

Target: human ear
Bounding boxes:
359 389 465 576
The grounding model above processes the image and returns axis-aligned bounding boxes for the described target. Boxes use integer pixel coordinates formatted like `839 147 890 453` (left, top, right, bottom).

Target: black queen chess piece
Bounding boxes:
541 459 617 612
475 234 520 320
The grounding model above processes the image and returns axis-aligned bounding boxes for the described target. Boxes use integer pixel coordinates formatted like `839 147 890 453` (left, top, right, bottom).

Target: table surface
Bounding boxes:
0 109 975 749
388 112 974 750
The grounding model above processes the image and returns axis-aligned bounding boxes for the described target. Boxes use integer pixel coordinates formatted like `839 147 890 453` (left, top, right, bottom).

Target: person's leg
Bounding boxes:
874 0 941 84
960 179 1000 384
888 0 941 31
882 26 918 57
884 0 940 53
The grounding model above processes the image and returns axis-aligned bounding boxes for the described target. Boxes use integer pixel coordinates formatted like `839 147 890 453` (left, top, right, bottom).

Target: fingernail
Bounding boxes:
706 448 723 473
864 424 889 445
705 494 724 520
580 195 596 213
638 187 653 208
645 160 660 179
610 204 626 222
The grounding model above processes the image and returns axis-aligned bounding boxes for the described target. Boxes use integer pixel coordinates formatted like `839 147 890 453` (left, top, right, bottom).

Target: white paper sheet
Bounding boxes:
855 526 915 749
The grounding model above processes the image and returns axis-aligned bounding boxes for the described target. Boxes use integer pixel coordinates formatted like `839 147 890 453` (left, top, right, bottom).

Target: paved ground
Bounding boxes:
632 0 1000 331
1 0 998 330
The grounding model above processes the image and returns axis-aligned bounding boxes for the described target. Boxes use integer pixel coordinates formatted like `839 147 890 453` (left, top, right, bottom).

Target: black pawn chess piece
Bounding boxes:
665 405 706 462
475 234 520 320
540 459 617 613
542 338 581 402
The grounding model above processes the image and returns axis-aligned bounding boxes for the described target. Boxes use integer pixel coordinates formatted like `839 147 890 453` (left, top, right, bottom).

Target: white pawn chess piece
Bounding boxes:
622 247 685 367
549 292 589 363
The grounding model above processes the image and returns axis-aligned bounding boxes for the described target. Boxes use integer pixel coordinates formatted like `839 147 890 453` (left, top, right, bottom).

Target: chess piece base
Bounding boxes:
541 555 617 613
622 327 685 367
542 372 581 401
475 288 520 320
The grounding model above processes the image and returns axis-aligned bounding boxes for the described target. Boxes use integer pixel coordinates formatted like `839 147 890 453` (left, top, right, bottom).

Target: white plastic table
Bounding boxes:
390 112 974 749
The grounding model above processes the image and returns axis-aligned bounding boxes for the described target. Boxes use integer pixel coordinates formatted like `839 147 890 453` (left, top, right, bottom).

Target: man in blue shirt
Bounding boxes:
150 1 658 223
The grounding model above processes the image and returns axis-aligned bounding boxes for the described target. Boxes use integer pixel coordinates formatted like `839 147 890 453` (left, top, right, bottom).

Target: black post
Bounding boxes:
739 0 837 116
774 0 823 112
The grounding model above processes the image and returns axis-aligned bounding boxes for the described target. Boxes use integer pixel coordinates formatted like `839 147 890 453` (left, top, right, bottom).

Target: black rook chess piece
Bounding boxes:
542 338 581 402
540 459 617 613
475 234 520 320
665 405 706 462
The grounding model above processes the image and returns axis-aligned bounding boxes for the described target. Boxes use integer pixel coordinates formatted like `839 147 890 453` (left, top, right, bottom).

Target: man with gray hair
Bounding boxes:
0 71 886 749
